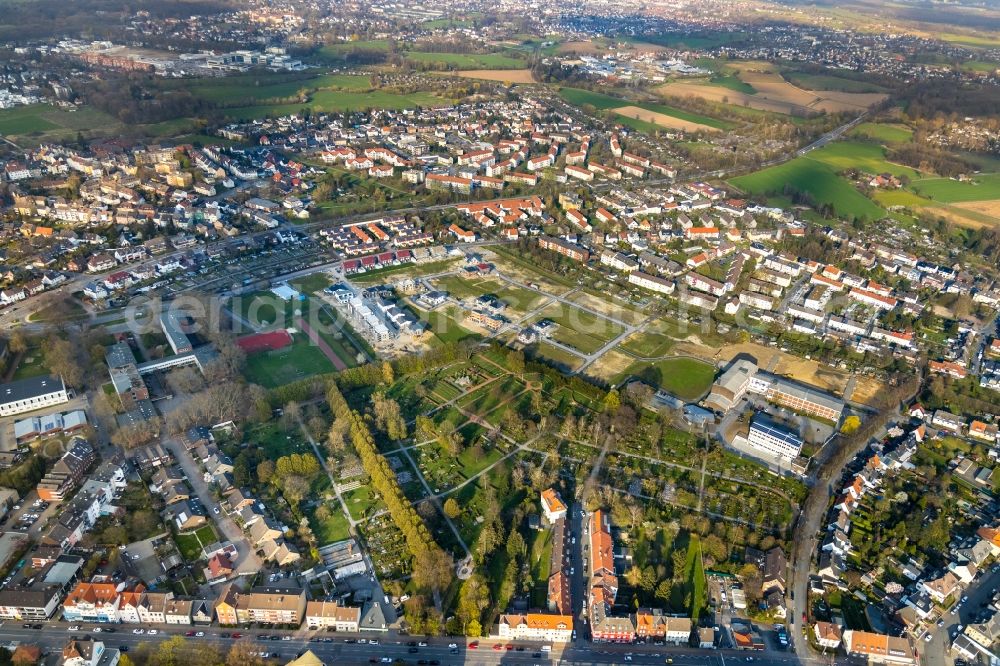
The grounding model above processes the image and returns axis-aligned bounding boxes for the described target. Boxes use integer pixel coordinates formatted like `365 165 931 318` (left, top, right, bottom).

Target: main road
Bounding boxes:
0 623 870 666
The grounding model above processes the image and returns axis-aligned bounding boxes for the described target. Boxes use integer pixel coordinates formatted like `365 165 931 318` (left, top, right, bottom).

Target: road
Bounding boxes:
164 438 263 576
0 623 870 666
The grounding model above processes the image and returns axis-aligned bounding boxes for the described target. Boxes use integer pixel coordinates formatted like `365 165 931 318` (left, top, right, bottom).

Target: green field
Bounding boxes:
806 141 921 178
0 104 121 141
558 87 733 130
620 357 715 401
319 40 391 57
533 303 625 355
224 89 450 120
184 73 372 104
730 155 883 221
306 503 352 544
784 72 887 93
707 74 756 94
850 122 913 144
402 51 524 69
911 174 1000 203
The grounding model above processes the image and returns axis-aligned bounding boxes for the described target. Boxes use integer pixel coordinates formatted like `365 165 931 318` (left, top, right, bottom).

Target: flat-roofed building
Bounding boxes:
747 415 803 461
0 375 68 417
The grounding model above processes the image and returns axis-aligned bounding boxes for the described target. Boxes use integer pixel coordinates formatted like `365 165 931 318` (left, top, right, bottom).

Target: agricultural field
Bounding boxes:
0 104 122 143
557 87 733 131
658 63 887 116
453 70 537 83
806 141 921 179
402 51 525 69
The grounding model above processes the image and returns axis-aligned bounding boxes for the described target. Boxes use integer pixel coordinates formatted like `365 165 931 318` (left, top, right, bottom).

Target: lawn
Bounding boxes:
558 87 733 130
402 51 525 69
290 272 333 295
342 484 383 521
0 104 120 142
318 40 392 58
243 333 336 387
529 341 583 372
910 174 1000 203
175 524 217 561
730 156 883 221
620 357 716 401
231 291 290 329
308 505 352 545
533 303 626 355
11 349 49 381
850 122 913 144
619 330 677 357
686 535 708 622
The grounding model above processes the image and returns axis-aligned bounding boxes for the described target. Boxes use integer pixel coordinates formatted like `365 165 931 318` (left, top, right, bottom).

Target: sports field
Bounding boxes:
243 331 337 387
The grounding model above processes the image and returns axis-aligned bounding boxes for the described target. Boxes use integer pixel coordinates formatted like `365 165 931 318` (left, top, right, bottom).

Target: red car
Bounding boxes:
185 631 195 637
231 633 242 639
492 644 502 651
505 644 514 651
468 641 479 649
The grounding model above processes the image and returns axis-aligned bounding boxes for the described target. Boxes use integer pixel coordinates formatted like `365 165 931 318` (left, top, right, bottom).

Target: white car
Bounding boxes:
448 643 458 649
196 632 205 637
148 629 158 635
925 634 933 642
133 629 145 635
93 628 102 633
68 625 80 631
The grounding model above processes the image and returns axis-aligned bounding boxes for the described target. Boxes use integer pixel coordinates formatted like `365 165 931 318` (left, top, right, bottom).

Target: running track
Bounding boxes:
295 316 348 371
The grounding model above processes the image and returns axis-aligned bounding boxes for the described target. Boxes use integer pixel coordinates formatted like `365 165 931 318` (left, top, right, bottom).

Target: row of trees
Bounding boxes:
326 383 454 600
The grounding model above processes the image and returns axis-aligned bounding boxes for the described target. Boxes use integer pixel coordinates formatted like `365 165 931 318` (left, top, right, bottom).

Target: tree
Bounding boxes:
603 388 621 413
372 393 407 441
7 331 26 355
43 336 84 387
257 460 275 485
443 498 461 518
281 474 310 507
225 641 268 666
841 415 861 435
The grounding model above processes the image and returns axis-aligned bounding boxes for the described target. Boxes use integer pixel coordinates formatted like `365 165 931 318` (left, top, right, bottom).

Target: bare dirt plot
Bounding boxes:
670 340 885 400
952 200 1000 226
455 69 537 83
613 105 721 133
925 204 998 229
849 377 888 407
657 83 803 115
487 253 575 296
581 349 634 384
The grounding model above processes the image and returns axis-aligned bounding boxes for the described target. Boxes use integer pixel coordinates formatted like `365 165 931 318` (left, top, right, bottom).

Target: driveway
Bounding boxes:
164 438 262 575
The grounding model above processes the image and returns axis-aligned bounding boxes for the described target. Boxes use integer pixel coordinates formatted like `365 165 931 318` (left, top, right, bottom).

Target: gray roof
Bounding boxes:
0 374 65 406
